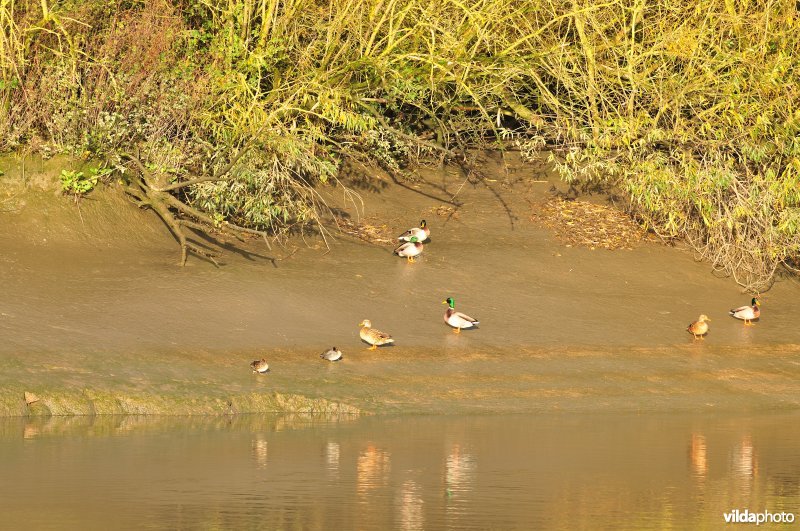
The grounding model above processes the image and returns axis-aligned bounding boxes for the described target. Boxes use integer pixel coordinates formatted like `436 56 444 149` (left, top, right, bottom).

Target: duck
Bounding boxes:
320 346 343 362
359 319 394 350
730 297 760 325
393 236 423 263
686 314 710 339
250 359 270 373
443 297 480 334
398 220 430 242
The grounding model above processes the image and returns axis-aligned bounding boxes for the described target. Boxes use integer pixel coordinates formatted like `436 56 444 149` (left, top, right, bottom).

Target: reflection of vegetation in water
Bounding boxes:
0 412 359 441
1 1 799 285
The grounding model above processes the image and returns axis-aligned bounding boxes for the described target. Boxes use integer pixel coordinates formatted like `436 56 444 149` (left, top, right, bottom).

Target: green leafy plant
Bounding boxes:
59 167 111 196
60 170 95 196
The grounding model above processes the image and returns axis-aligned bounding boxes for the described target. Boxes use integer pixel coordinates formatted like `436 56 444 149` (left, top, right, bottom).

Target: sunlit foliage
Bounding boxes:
1 0 798 285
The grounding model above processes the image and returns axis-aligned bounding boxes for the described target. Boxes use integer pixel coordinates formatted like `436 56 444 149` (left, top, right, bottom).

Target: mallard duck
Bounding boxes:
443 297 479 334
359 319 394 350
250 359 270 373
686 314 710 339
320 346 343 362
393 236 423 263
730 297 760 325
398 220 430 242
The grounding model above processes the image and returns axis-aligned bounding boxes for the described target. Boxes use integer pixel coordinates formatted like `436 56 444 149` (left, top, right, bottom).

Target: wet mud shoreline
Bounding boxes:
2 153 799 416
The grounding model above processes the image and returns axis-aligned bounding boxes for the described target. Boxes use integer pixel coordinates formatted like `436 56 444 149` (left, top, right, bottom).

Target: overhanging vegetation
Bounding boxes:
1 0 798 288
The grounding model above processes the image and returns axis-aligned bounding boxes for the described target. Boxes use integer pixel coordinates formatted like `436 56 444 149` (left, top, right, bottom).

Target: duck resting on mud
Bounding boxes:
397 220 430 242
686 314 710 339
250 359 270 373
393 236 423 263
443 297 480 334
730 298 760 325
359 320 394 350
320 347 343 361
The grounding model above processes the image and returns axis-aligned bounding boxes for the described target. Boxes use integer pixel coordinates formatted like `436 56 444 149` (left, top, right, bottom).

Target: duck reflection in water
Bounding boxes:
732 434 758 495
325 441 340 476
252 436 268 469
357 444 391 496
397 479 424 531
688 433 707 480
445 444 476 497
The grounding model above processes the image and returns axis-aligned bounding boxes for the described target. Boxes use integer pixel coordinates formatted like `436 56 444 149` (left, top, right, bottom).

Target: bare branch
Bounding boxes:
156 175 231 193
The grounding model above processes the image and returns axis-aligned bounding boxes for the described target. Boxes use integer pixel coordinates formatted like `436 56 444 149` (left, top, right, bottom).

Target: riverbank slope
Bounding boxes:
2 153 799 415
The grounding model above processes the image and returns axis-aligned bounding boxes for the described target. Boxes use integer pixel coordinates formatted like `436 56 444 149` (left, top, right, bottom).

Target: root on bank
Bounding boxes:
120 152 269 266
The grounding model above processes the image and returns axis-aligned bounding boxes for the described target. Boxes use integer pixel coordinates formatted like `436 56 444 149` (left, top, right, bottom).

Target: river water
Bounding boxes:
1 411 798 529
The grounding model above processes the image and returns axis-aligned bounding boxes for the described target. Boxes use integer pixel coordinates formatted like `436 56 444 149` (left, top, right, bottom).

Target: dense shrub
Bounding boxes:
1 0 797 285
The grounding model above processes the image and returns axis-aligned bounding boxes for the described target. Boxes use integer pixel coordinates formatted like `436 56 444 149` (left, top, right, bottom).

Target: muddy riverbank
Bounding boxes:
1 153 799 416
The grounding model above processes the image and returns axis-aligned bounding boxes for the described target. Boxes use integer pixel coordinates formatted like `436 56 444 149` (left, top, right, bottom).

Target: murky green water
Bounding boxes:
1 412 798 529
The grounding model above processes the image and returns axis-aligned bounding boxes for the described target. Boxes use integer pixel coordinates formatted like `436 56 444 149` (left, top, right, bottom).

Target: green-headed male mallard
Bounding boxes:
359 319 394 350
393 236 423 263
686 314 710 339
730 297 760 325
320 346 343 362
250 359 270 373
398 220 430 242
443 297 480 334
